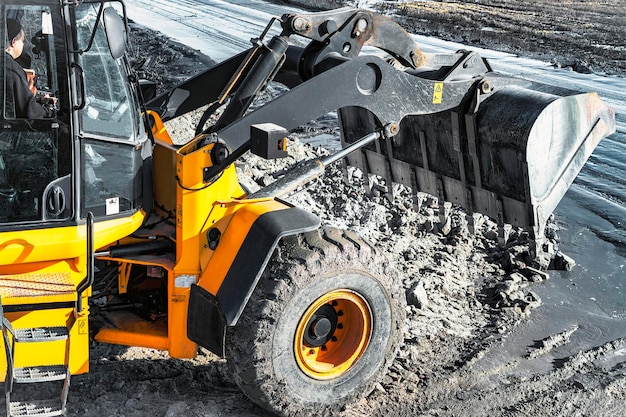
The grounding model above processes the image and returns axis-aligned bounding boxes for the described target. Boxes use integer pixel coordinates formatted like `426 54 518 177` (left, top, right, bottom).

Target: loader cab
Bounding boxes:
0 0 149 232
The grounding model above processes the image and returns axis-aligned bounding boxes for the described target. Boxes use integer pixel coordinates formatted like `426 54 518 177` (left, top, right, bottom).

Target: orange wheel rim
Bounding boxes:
294 289 372 380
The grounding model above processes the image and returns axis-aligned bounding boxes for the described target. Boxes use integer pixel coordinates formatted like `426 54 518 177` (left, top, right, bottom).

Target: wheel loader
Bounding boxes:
0 1 616 416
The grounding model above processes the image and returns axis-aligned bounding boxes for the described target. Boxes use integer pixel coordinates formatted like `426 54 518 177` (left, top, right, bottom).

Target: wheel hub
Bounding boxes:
311 317 332 338
294 289 372 380
303 304 337 347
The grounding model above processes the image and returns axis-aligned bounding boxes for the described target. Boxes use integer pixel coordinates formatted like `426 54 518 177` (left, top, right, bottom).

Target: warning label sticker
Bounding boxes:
78 318 87 335
105 197 120 215
433 82 443 104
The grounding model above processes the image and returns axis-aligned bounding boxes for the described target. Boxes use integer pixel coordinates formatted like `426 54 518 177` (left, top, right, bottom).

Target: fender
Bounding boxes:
187 201 320 357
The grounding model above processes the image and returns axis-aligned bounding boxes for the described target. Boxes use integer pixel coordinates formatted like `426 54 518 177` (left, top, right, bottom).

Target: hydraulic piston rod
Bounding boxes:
251 131 382 199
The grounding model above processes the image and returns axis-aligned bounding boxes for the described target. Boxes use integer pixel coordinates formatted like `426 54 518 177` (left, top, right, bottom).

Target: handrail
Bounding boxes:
0 297 15 401
76 212 94 313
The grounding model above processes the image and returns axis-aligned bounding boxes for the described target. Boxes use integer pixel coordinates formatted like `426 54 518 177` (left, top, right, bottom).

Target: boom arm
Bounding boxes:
280 8 424 73
145 8 425 122
145 8 615 247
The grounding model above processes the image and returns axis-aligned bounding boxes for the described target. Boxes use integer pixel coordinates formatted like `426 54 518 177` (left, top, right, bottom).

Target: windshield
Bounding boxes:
75 2 140 139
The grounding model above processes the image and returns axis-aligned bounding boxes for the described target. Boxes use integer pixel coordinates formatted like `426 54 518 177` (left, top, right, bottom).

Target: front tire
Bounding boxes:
225 227 405 416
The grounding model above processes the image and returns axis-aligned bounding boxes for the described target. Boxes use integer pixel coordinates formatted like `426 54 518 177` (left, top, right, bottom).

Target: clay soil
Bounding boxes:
10 2 623 417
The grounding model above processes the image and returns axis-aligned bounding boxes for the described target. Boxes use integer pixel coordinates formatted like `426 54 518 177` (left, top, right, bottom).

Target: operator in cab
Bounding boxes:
5 18 56 118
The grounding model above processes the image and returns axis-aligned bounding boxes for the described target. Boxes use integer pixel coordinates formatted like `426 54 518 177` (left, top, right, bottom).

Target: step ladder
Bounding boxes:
0 213 94 416
1 301 74 417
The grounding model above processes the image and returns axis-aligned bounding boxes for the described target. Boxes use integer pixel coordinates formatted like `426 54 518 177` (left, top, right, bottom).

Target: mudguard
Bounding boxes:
187 203 320 357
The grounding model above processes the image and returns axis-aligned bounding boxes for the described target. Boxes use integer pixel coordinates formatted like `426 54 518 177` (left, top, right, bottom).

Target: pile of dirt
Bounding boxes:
231 134 555 416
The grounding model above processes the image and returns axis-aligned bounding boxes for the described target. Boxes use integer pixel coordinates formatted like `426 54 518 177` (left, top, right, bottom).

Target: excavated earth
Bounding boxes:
30 2 624 416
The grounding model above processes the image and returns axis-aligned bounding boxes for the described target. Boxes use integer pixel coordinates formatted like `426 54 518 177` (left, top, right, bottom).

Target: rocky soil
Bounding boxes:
69 126 557 417
67 122 626 417
48 2 626 417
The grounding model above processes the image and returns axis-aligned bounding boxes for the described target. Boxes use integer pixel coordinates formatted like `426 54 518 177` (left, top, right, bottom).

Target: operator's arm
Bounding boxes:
6 56 49 118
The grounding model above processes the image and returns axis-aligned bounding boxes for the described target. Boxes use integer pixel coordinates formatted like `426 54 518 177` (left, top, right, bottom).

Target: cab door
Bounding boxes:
69 1 151 221
1 4 72 226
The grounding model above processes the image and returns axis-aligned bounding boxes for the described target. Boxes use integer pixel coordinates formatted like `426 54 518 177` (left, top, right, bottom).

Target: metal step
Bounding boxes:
8 398 64 417
14 327 68 343
0 272 77 306
13 365 68 384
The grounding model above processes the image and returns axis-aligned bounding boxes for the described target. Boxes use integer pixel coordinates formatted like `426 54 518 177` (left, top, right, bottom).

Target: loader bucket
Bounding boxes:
338 86 616 240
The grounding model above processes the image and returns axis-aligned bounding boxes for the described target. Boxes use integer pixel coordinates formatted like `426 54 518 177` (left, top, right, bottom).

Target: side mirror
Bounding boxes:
102 7 126 59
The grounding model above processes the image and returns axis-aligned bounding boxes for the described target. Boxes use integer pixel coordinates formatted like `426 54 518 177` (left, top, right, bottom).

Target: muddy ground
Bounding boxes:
52 2 626 417
390 0 626 77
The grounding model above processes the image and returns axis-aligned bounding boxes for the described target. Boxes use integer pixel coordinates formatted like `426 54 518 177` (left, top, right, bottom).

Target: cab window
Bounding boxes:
74 3 136 139
72 2 147 218
1 5 71 225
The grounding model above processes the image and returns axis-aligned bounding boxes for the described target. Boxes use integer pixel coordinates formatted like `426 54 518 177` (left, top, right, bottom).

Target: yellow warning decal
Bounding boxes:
78 318 88 335
433 82 443 104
